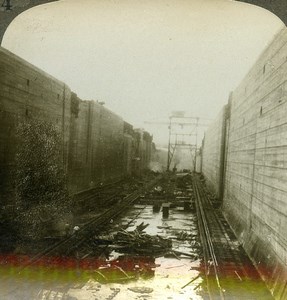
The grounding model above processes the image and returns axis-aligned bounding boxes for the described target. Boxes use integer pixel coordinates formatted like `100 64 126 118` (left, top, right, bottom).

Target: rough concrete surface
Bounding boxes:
202 27 287 299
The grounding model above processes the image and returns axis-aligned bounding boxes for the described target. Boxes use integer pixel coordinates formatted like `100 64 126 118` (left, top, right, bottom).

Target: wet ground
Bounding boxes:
67 204 204 300
0 173 275 299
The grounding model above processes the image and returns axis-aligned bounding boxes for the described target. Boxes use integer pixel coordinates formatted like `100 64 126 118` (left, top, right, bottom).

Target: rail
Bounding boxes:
2 175 161 298
192 176 225 300
192 174 274 300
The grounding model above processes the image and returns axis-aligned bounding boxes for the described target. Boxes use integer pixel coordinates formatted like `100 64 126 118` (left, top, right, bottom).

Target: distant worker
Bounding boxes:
73 225 80 235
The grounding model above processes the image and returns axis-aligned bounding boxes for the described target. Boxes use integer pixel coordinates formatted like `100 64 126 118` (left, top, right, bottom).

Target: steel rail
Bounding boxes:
2 175 161 298
194 178 248 277
192 176 225 300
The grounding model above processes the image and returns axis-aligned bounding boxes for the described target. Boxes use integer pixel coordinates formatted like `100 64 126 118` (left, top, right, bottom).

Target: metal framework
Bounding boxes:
166 115 201 171
145 113 210 171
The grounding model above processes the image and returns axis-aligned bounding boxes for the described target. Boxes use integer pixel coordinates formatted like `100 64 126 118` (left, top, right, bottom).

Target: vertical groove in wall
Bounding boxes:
62 84 66 168
86 101 91 164
201 106 227 199
222 94 232 203
218 106 227 201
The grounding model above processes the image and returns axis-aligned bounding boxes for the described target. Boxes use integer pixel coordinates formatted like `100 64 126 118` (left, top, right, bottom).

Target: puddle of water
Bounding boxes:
0 204 204 300
68 204 204 300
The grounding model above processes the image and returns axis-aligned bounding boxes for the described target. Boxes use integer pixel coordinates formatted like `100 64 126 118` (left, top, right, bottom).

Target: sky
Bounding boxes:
1 0 284 147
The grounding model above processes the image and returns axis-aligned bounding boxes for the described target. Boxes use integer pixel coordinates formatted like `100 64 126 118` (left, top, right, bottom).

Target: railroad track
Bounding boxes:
192 174 273 300
193 176 225 300
1 175 161 300
72 179 127 211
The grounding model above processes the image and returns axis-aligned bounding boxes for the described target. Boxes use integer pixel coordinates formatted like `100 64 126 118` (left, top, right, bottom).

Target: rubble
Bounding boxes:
94 223 172 256
128 286 154 294
181 274 200 289
175 230 193 240
92 265 135 283
65 174 201 297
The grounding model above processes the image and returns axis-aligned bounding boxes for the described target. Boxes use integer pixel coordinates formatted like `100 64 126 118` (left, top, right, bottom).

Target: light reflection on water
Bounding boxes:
68 204 204 300
0 204 203 300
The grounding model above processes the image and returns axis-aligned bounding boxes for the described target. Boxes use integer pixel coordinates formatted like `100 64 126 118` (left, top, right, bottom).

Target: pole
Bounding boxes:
166 116 172 171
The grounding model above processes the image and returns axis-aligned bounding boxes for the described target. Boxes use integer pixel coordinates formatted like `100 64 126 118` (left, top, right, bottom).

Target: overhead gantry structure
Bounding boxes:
145 112 210 171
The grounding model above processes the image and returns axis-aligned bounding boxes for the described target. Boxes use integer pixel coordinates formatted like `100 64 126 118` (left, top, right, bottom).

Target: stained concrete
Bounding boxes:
202 27 287 299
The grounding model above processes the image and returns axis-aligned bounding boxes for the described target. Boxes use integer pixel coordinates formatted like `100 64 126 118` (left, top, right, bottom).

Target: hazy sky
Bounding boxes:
1 0 284 146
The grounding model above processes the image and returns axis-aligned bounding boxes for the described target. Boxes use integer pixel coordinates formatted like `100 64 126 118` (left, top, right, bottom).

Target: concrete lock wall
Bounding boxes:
195 150 202 173
201 105 227 200
98 105 125 183
68 97 91 192
223 27 287 299
0 47 71 203
0 46 152 202
202 27 287 299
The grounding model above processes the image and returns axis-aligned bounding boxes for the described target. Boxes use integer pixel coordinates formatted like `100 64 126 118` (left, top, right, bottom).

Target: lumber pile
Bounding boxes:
114 222 172 255
94 222 172 256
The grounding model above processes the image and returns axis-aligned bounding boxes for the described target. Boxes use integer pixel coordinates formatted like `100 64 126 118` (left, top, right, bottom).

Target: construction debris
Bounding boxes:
92 265 135 283
94 223 172 256
114 229 172 255
128 286 154 294
175 230 193 240
181 274 200 289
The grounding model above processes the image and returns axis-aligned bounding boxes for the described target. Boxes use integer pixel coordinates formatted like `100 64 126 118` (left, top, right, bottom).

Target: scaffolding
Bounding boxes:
166 114 201 171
